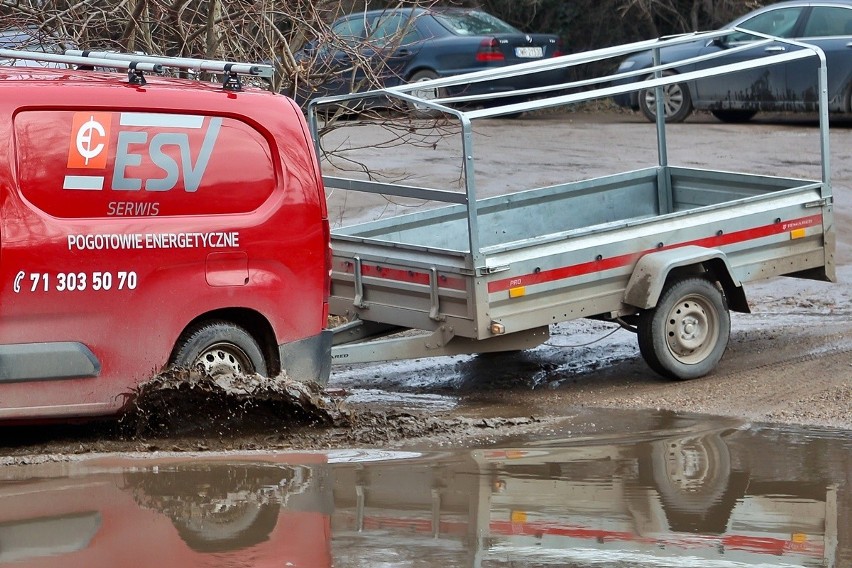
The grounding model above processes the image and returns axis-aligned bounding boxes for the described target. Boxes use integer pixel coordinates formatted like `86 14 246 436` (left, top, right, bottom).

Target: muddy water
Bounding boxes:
0 411 848 568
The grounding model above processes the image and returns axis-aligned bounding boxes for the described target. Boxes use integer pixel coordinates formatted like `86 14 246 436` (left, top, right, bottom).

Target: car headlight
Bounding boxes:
617 60 636 71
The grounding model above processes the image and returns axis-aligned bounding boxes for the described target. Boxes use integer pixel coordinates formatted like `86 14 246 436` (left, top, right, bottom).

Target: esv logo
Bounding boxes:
63 112 221 193
67 112 112 169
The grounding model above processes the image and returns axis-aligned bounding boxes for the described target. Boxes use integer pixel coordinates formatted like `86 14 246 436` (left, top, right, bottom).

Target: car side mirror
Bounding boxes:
710 37 729 49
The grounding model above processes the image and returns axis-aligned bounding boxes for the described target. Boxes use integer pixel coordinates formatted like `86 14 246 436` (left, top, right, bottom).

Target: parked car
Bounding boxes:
612 0 852 122
294 7 566 114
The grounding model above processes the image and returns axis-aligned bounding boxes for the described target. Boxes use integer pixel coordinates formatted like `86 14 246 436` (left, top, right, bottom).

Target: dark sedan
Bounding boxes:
612 0 852 122
295 7 565 114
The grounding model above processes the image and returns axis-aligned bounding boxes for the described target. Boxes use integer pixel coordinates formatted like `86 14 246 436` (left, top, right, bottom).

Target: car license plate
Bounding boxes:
515 47 543 58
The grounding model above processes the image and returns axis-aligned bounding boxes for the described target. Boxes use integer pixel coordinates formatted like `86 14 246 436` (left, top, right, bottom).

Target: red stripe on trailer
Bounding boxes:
487 214 822 294
337 261 468 291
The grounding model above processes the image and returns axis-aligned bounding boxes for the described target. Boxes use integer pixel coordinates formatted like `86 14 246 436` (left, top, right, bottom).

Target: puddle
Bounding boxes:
0 410 848 567
342 389 458 411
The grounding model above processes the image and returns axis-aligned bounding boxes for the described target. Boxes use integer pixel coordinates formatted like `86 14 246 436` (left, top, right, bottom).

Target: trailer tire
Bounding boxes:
173 321 268 378
637 277 730 380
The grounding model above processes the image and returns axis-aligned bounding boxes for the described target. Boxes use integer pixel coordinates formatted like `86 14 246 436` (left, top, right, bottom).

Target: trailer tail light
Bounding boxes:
476 38 505 62
510 510 528 523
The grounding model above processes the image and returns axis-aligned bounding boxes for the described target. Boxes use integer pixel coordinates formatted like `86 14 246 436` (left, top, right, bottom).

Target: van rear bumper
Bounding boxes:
278 330 333 386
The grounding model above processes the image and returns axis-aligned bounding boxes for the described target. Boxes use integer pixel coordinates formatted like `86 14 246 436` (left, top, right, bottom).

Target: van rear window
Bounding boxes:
15 110 277 218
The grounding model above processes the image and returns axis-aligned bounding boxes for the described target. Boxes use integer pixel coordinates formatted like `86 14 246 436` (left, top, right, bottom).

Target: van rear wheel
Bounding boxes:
173 321 267 378
637 277 730 380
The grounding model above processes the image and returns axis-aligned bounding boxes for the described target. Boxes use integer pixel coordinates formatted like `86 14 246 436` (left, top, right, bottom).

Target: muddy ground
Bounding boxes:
3 109 851 460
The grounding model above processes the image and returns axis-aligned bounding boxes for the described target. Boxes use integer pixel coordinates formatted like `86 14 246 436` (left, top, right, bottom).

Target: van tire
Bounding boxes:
637 277 730 380
173 321 268 378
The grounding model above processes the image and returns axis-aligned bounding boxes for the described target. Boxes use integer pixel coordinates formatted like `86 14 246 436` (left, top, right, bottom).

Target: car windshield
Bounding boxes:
432 10 520 36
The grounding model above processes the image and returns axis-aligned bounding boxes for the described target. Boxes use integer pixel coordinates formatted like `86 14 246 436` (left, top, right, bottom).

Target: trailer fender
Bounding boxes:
624 246 749 313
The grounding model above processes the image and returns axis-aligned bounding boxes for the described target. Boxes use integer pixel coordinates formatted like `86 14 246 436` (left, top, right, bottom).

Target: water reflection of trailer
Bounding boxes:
471 440 838 567
331 428 839 567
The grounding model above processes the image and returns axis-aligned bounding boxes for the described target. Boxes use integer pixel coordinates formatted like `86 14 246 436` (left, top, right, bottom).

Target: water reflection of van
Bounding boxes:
0 424 844 566
0 456 332 567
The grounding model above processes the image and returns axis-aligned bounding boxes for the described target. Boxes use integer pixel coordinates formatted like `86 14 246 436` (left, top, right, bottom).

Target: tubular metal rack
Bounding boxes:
0 48 272 90
309 27 832 268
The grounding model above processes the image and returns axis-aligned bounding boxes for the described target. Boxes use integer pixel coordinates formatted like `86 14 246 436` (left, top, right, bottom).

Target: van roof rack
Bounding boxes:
0 48 272 90
66 50 273 91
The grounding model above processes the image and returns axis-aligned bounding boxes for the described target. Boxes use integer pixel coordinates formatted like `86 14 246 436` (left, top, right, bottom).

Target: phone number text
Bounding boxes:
14 271 138 293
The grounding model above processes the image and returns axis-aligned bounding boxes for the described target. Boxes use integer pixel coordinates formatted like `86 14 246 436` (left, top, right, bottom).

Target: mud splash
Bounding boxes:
120 369 544 447
122 368 346 437
1 366 554 458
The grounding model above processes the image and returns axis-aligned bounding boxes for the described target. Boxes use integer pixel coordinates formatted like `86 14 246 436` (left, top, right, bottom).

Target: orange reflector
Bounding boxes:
511 510 528 523
791 533 807 543
790 228 807 239
509 286 526 298
505 450 530 459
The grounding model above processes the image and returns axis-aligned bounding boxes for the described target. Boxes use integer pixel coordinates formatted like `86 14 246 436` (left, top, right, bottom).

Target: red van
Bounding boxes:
0 53 331 420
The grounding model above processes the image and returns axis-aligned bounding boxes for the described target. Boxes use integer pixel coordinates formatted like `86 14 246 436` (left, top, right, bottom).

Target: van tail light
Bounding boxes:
323 220 331 324
476 38 505 62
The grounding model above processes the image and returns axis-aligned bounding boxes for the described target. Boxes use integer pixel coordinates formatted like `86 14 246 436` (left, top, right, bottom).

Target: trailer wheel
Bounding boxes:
637 277 730 380
173 321 268 378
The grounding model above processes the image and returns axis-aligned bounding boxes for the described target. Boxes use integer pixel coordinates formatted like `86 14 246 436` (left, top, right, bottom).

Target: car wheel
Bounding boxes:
639 72 693 123
637 277 730 380
172 321 267 378
407 69 445 118
711 110 757 123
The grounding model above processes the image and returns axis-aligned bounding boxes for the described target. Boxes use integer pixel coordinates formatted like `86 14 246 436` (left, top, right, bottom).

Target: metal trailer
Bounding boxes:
310 28 835 380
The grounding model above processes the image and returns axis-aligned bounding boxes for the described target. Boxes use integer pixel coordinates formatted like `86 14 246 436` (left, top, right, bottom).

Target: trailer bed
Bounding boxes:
330 166 829 338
